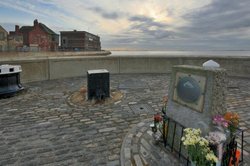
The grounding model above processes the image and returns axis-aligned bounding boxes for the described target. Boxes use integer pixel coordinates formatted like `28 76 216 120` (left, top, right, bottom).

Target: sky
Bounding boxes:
0 0 250 51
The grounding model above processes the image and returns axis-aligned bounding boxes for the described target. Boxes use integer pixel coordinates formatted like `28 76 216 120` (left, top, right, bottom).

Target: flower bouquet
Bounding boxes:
206 131 226 165
223 112 239 136
181 128 218 166
150 113 163 142
151 96 168 133
212 112 240 137
212 114 229 132
211 112 240 165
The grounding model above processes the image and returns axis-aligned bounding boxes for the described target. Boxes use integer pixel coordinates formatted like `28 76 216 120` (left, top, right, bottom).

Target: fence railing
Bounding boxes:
155 114 244 166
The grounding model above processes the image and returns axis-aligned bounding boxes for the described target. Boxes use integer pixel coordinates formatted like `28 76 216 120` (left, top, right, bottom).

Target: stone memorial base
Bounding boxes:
167 65 227 134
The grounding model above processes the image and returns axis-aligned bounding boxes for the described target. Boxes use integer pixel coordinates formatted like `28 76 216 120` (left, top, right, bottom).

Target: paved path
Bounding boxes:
0 74 249 165
120 119 184 166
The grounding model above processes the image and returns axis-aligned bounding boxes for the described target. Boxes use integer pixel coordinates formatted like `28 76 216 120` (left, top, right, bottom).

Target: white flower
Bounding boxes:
206 152 218 163
206 131 226 144
182 128 218 165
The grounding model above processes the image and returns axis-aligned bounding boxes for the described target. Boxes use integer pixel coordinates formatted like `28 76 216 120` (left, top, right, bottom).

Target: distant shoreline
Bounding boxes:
110 50 250 57
0 50 111 58
0 50 250 59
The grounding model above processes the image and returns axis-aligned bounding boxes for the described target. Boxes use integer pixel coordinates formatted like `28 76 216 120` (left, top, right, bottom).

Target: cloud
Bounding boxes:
129 16 153 23
0 1 41 17
128 15 176 39
86 6 125 20
181 0 250 39
1 0 250 50
0 0 97 31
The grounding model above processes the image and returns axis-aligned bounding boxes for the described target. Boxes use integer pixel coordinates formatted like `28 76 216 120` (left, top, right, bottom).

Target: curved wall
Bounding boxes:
0 55 249 83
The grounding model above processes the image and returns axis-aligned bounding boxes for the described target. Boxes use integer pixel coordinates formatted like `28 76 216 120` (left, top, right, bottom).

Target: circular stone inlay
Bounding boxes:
176 76 201 103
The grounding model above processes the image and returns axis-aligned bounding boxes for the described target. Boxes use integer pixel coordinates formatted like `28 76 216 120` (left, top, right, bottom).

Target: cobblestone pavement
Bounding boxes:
120 119 184 166
0 74 249 165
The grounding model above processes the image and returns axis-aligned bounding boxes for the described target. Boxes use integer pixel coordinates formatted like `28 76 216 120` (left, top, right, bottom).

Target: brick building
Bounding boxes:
19 19 59 51
60 30 101 51
8 25 23 51
0 25 8 52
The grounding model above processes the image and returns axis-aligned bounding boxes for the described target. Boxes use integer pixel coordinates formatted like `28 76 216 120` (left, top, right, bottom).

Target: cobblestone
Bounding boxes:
0 74 249 165
99 127 117 133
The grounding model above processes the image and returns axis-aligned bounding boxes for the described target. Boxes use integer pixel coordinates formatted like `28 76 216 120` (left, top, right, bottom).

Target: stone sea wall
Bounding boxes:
0 52 249 82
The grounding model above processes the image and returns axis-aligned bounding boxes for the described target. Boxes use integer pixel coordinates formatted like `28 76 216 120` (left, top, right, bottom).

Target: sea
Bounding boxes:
109 50 250 57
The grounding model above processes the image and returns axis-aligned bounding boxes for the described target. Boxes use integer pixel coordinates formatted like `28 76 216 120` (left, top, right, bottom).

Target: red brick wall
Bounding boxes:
28 25 51 51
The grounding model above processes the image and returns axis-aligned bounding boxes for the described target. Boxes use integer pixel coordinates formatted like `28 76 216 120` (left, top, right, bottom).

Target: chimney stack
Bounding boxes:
34 19 38 26
15 25 19 32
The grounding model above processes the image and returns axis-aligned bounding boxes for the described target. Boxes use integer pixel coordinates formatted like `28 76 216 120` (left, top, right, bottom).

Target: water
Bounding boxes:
109 50 250 57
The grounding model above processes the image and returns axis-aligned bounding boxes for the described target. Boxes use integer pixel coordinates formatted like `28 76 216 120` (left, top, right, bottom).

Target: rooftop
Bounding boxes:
60 30 99 37
0 74 249 165
19 20 58 36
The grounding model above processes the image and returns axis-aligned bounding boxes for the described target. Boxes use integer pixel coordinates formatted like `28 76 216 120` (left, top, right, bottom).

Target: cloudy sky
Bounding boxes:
1 0 250 50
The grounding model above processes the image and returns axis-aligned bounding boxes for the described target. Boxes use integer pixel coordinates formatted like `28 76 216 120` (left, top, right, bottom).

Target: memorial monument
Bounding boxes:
166 64 227 134
162 63 228 160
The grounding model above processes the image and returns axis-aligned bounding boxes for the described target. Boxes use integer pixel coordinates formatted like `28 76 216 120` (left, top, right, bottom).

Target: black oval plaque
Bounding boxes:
176 76 201 103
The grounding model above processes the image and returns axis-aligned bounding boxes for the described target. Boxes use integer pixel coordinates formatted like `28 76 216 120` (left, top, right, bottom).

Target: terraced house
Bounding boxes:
8 25 23 51
0 25 8 52
19 19 59 51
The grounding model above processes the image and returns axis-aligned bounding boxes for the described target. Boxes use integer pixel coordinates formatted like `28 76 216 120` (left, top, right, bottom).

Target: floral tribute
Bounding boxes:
150 96 168 140
181 128 218 165
223 112 239 134
206 131 226 163
154 113 163 123
211 112 240 140
212 115 228 129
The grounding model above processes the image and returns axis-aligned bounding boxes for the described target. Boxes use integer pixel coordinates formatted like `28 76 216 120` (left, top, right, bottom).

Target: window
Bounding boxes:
63 39 66 44
8 36 14 40
0 32 4 40
16 36 22 42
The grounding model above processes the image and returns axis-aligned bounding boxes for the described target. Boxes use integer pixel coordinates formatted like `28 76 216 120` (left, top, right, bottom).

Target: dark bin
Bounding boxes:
87 69 110 100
